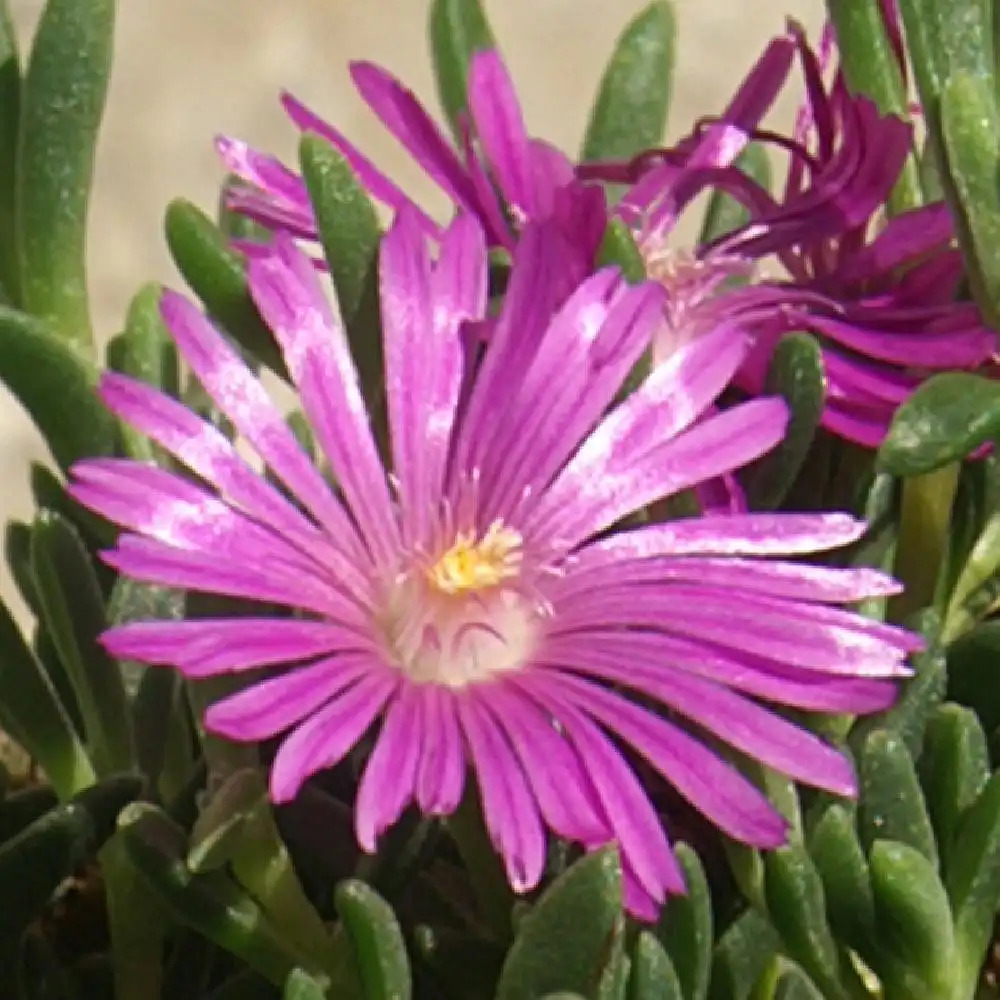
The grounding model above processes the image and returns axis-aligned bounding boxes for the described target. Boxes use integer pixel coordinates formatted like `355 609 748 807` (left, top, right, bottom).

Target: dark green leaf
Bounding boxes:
940 70 1000 327
496 848 623 1000
868 841 956 999
164 198 289 379
581 3 675 163
414 926 505 1000
284 969 326 1000
627 933 682 1000
0 784 58 844
699 144 771 245
5 520 39 618
655 843 712 1000
708 909 779 1000
744 333 825 510
857 730 938 868
920 703 990 866
763 846 845 999
16 0 115 350
30 512 132 775
0 2 19 300
945 486 1000 642
597 217 646 283
0 596 93 799
0 306 117 471
946 770 1000 995
299 135 383 396
947 621 1000 734
879 373 1000 477
428 0 496 142
772 965 825 1000
0 773 140 941
806 803 875 957
827 0 921 213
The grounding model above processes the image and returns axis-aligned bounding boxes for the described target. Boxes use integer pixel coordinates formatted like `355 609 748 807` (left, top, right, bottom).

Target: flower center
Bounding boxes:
379 521 540 688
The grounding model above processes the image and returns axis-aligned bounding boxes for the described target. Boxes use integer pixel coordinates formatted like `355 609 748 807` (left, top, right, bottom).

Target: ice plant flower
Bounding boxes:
218 49 606 270
616 25 996 447
70 209 919 919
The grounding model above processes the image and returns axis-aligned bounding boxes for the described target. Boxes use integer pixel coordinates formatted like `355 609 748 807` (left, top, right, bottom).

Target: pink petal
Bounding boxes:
415 686 466 815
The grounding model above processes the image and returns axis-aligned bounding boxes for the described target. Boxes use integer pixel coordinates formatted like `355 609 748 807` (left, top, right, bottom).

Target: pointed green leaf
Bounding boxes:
699 144 771 245
581 3 675 163
16 0 115 350
0 597 93 800
763 845 846 999
596 217 646 283
708 909 780 1000
30 511 132 775
284 969 326 1000
744 333 825 510
0 2 19 301
857 730 938 868
106 281 180 463
868 841 956 999
334 880 410 1000
940 70 1000 327
919 703 990 866
946 770 1000 995
628 933 682 1000
428 0 496 142
947 620 1000 734
879 373 1000 477
299 135 383 396
773 965 825 1000
164 198 289 379
0 306 117 471
0 773 140 941
497 848 623 1000
826 0 921 214
655 843 712 1000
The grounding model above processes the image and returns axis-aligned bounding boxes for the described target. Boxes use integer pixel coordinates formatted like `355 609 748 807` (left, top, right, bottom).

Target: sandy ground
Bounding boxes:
0 0 823 620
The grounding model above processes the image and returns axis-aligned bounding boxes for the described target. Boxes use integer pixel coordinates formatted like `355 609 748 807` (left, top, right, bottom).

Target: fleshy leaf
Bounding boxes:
283 969 326 1000
628 933 682 1000
16 0 115 351
744 333 825 510
0 306 117 472
655 843 711 1000
428 0 497 142
708 909 780 1000
496 848 623 1000
581 2 676 163
879 373 1000 477
947 621 1000 735
0 1 18 300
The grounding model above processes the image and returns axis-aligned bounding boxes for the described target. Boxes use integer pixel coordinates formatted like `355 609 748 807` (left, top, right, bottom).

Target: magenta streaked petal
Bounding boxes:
205 655 374 740
553 675 789 848
350 61 481 216
623 867 662 923
215 136 311 214
248 236 400 564
159 290 367 561
415 686 466 815
458 693 547 894
821 401 892 448
101 618 369 678
280 90 442 238
519 678 684 901
578 512 868 560
270 669 398 803
467 50 541 217
355 685 422 851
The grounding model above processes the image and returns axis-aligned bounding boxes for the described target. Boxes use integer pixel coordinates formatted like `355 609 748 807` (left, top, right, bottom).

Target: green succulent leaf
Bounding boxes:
497 848 623 1000
628 933 683 1000
744 333 826 510
581 2 675 163
16 0 115 350
0 773 141 942
30 511 132 776
164 198 288 379
655 843 712 1000
428 0 496 142
879 373 1000 478
947 620 1000 734
597 217 647 283
708 909 780 1000
772 964 826 1000
0 784 58 844
284 969 327 1000
0 306 118 472
0 1 18 301
868 840 957 1000
857 729 938 868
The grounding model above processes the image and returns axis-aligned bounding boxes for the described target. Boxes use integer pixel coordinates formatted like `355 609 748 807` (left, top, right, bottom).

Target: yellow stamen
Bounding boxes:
427 520 523 595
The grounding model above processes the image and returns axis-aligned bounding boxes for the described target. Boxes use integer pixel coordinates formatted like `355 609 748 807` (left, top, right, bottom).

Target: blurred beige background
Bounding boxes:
1 0 823 619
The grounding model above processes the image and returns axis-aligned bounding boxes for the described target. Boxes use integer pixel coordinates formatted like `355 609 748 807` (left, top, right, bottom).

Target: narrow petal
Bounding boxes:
204 656 373 740
270 669 398 802
457 693 547 893
415 685 466 814
101 618 370 678
355 685 422 851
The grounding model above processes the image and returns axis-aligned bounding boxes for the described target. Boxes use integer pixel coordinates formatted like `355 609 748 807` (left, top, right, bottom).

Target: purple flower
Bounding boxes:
70 210 918 918
218 49 606 270
620 25 996 447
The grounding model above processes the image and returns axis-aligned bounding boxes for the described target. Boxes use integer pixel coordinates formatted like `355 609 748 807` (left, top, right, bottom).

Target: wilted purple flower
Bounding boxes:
218 49 607 272
619 25 995 446
70 210 917 918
